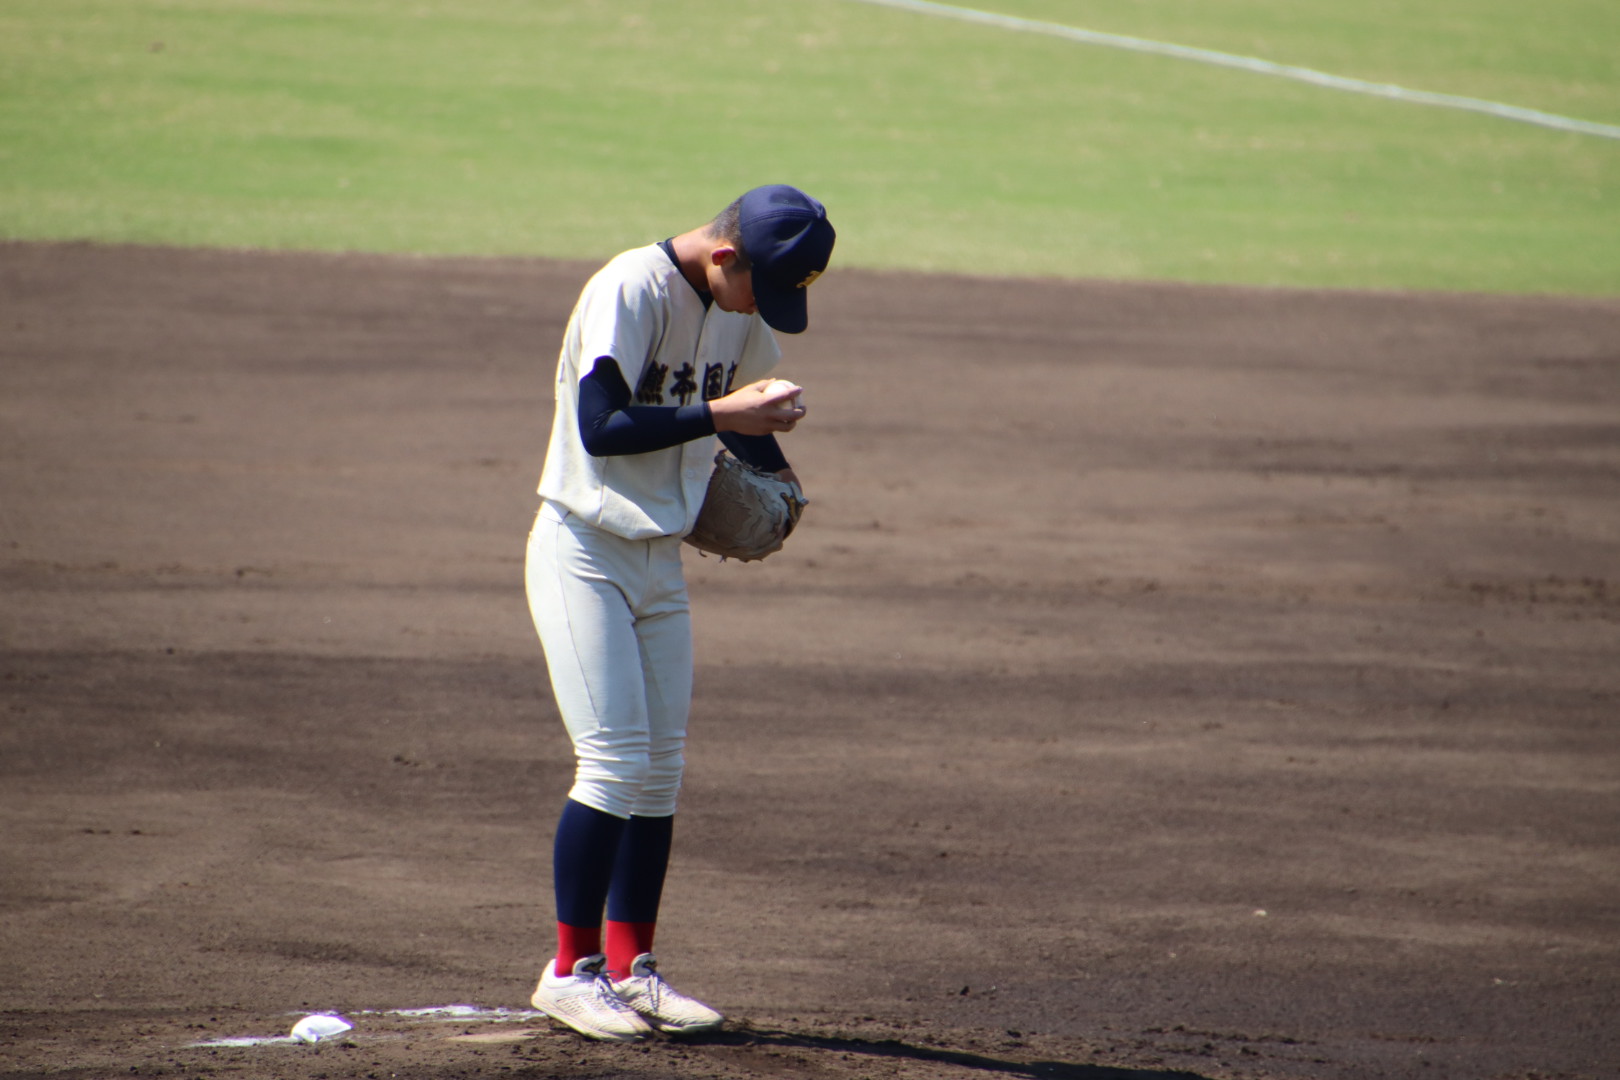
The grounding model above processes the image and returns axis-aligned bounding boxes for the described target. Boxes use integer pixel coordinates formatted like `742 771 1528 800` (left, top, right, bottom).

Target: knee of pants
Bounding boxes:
568 746 651 820
629 744 685 817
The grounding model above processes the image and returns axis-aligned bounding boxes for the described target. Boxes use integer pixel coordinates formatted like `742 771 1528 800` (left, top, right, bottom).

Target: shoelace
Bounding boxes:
595 979 632 1011
631 958 672 1012
578 959 638 1013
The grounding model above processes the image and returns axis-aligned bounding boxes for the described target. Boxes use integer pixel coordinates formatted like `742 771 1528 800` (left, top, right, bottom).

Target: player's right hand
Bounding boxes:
710 379 806 435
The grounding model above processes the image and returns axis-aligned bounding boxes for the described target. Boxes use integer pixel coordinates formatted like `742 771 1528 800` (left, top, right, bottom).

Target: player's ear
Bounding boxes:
710 245 740 268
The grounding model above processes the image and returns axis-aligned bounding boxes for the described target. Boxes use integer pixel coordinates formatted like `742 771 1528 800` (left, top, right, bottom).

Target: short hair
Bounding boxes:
708 198 751 270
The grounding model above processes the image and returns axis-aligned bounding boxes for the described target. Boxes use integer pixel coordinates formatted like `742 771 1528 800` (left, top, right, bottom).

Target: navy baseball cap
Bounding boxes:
739 184 835 334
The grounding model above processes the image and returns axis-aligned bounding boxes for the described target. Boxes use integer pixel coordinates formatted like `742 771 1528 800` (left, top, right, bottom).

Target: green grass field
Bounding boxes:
2 0 1616 293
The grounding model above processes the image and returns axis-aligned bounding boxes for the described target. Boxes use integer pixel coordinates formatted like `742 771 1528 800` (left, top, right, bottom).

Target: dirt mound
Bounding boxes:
2 242 1617 1079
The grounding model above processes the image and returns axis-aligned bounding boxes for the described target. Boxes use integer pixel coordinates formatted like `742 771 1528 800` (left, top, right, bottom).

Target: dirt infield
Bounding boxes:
2 242 1616 1080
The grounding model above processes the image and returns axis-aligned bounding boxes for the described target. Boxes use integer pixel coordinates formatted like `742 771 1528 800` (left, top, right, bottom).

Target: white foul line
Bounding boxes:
845 0 1620 142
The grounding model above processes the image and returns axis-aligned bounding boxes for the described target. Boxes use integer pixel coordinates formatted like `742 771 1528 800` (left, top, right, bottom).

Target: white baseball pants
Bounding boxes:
525 501 692 819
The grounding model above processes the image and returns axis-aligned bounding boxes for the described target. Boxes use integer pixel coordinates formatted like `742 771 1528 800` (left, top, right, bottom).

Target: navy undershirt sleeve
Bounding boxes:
719 431 791 473
577 357 716 457
579 357 794 472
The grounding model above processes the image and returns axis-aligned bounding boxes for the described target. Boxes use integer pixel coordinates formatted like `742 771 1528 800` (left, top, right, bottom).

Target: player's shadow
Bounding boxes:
692 1026 1218 1079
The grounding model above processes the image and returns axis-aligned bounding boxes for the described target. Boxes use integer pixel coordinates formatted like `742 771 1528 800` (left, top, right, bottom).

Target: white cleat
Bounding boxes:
612 953 725 1034
531 954 653 1042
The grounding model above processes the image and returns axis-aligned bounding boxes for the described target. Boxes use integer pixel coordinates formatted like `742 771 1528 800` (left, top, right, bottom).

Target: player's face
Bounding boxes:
706 249 758 316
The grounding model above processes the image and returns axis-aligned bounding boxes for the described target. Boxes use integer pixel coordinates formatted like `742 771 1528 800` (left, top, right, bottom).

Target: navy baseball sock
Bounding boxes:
552 799 627 975
605 813 674 979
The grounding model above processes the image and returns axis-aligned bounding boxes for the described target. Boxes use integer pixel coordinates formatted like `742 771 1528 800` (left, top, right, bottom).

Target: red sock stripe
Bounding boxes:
605 920 656 979
555 922 602 976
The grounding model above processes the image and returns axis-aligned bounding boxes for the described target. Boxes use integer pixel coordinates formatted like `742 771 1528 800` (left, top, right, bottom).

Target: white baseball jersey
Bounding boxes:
537 244 781 540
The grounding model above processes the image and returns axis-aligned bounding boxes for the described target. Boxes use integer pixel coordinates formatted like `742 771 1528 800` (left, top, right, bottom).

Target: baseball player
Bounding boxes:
525 185 835 1041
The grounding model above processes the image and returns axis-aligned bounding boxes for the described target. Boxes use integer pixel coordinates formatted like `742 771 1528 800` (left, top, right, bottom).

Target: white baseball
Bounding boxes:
765 379 803 410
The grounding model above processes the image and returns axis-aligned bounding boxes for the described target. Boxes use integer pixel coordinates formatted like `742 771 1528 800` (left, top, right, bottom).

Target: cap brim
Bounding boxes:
753 278 810 334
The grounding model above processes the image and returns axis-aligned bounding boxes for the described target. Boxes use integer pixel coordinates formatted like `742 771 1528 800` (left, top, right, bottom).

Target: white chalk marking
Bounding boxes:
372 1005 545 1022
845 0 1620 141
186 1005 547 1049
190 1035 300 1048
